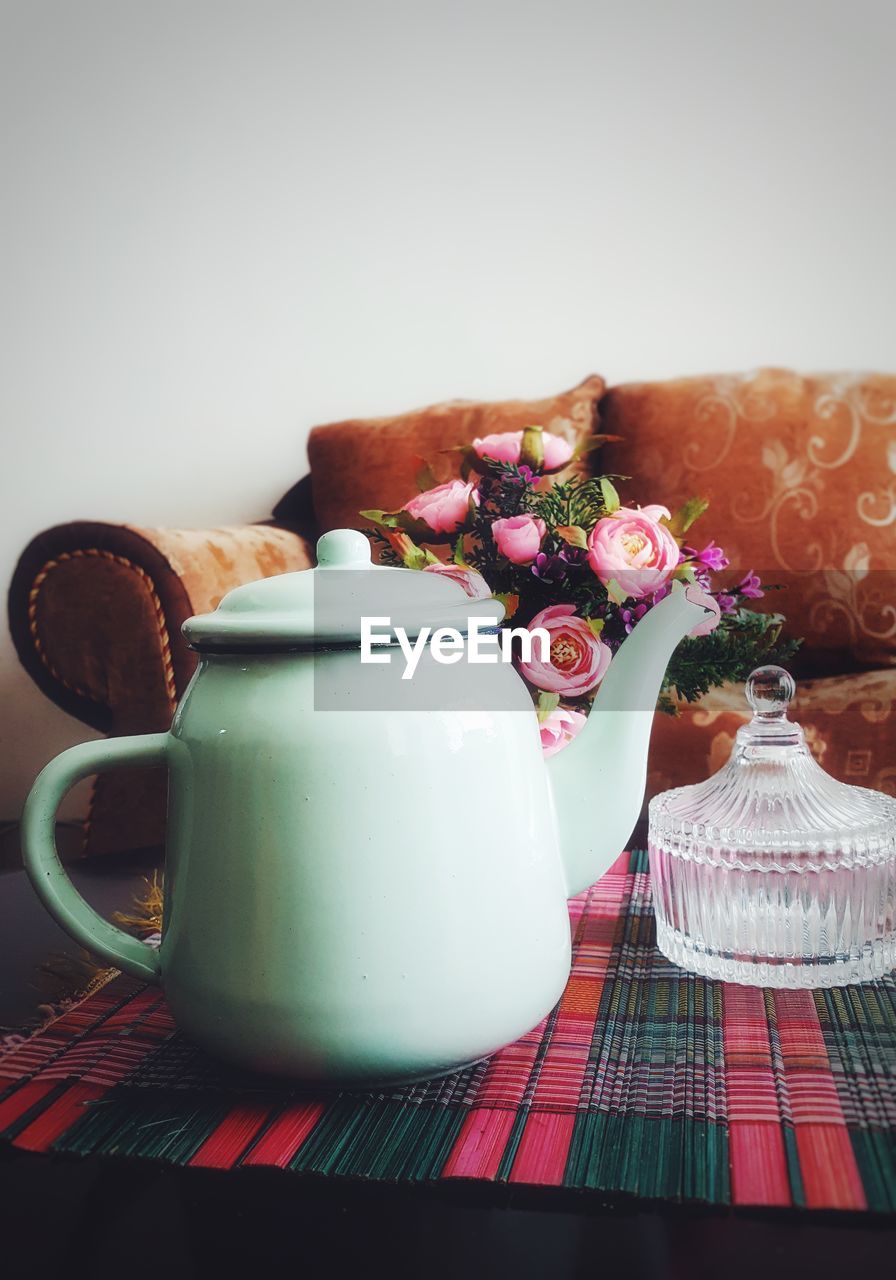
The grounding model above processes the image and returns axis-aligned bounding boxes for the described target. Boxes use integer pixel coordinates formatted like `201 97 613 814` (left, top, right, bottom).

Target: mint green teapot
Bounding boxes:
21 529 711 1083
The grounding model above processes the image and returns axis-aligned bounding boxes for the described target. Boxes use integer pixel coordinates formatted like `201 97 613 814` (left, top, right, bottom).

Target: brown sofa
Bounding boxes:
9 369 896 860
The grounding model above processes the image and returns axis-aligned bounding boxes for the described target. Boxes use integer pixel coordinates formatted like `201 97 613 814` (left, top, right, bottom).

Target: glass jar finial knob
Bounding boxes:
746 664 796 720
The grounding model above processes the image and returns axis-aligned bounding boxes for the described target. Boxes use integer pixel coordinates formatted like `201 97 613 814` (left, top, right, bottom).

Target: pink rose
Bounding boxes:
422 562 492 600
518 604 612 696
492 514 546 565
586 505 680 600
539 705 587 758
684 585 722 636
472 430 574 471
402 480 478 535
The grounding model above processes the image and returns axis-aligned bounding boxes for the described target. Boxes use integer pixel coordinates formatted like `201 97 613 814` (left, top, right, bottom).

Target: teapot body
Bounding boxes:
160 647 571 1081
21 532 716 1082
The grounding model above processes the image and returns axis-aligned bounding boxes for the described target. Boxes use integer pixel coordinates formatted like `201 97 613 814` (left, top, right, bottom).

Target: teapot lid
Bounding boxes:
648 665 896 863
182 528 504 651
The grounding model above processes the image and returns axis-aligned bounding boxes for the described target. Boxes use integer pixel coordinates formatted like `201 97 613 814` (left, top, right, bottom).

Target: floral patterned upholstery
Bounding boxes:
603 369 896 673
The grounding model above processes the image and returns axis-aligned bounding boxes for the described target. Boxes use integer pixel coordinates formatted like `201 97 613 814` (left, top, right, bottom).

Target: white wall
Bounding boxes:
2 0 894 820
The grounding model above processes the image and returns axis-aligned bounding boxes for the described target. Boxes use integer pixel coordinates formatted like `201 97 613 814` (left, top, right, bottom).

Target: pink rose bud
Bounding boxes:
586 505 680 600
491 514 547 565
539 705 588 758
422 562 492 600
471 430 574 471
518 604 612 696
402 480 478 535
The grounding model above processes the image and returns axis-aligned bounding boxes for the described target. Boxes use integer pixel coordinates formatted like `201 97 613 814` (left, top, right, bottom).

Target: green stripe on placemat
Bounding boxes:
291 1098 467 1181
849 1131 896 1214
63 1093 235 1163
567 1114 729 1202
814 983 896 1212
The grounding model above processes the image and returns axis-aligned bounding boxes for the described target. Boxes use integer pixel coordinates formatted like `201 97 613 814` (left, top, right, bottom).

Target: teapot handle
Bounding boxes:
21 734 170 983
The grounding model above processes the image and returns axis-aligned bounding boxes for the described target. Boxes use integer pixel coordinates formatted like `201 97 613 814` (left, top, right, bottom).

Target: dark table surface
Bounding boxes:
1 850 895 1280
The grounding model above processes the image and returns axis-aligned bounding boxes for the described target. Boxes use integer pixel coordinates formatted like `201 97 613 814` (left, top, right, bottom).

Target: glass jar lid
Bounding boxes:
649 666 896 866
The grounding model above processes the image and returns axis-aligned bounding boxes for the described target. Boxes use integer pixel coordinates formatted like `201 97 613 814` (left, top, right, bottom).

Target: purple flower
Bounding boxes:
531 552 568 583
735 570 763 600
559 546 588 568
621 602 648 634
695 541 730 573
717 592 738 614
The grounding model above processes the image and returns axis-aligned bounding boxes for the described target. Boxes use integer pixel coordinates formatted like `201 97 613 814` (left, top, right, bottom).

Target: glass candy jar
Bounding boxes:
648 666 896 987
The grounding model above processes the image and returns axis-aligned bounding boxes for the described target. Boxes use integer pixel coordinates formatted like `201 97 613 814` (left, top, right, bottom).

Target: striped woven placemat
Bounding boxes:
2 850 894 1211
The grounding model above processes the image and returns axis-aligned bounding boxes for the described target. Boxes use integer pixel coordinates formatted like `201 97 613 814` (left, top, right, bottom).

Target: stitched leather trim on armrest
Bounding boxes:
9 521 196 731
28 548 178 709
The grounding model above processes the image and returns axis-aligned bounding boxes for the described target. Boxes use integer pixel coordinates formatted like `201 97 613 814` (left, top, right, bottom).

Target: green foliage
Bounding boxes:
664 496 709 538
535 691 560 723
534 476 616 529
660 610 801 710
598 477 620 514
520 425 545 470
365 529 402 567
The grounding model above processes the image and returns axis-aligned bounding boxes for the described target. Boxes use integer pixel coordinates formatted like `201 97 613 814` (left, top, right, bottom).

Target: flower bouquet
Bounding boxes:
362 425 798 754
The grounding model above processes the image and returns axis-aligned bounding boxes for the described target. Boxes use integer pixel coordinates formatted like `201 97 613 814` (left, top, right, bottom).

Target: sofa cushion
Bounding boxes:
602 369 896 671
647 667 896 804
306 375 605 536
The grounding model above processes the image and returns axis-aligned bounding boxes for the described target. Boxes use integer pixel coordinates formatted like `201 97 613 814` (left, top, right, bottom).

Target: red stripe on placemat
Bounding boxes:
0 1079 59 1133
240 1101 327 1169
446 874 627 1185
507 888 615 1183
723 985 791 1207
0 983 162 1087
13 1082 105 1153
773 990 867 1211
190 1101 274 1169
508 1112 576 1185
797 1123 868 1212
441 1107 518 1180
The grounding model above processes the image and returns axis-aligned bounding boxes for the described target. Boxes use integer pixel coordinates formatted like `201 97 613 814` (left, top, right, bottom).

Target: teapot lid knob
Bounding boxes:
315 528 373 568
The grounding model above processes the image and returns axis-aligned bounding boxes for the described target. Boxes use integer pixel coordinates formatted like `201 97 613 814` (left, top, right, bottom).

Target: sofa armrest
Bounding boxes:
10 520 315 728
9 520 314 857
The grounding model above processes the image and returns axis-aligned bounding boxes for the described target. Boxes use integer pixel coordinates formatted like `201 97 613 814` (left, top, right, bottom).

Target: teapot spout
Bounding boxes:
547 582 715 896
